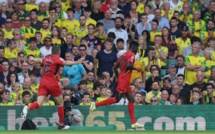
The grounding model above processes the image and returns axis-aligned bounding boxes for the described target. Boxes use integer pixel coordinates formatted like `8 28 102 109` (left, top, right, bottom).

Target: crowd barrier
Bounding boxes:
0 105 213 130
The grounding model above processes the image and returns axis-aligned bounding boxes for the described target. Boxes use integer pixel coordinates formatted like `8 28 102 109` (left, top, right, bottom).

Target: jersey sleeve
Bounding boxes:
185 56 190 65
55 57 64 65
127 52 135 64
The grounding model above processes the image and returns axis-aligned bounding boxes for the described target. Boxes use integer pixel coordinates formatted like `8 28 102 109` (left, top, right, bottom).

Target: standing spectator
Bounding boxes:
17 62 29 84
85 24 101 52
173 11 186 30
95 38 117 77
11 12 23 29
108 17 128 50
179 3 193 23
98 10 115 34
8 58 19 73
185 42 206 85
60 33 75 59
16 0 27 21
200 20 215 48
136 13 151 36
118 0 130 15
23 37 41 58
91 0 104 21
86 71 95 89
201 1 215 22
176 55 185 75
0 90 14 106
177 74 190 103
134 92 142 105
4 39 18 59
30 9 42 31
2 17 14 40
129 0 139 25
74 15 88 46
74 44 94 72
161 77 172 95
144 5 155 23
83 7 97 26
51 26 66 47
63 53 87 87
161 27 178 59
37 2 49 22
175 26 191 55
0 46 7 66
0 30 6 47
40 36 52 58
183 37 203 57
73 0 84 20
121 14 136 40
109 0 124 20
0 60 10 84
191 71 207 92
145 81 161 104
20 16 37 44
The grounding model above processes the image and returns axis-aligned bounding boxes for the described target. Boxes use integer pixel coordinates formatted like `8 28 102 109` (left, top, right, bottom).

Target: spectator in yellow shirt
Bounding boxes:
2 18 14 40
22 91 32 105
29 71 40 92
42 95 55 106
0 90 14 106
40 18 51 42
23 37 41 58
38 2 49 22
79 92 92 105
4 39 18 59
84 7 97 26
24 0 39 12
11 82 21 102
95 22 107 44
96 86 109 102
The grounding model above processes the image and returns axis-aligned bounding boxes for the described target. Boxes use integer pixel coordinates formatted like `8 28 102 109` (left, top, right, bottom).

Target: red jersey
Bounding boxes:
117 51 135 78
41 55 64 81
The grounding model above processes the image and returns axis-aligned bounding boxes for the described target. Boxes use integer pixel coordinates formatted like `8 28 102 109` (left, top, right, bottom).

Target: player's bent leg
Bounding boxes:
21 96 46 119
125 92 144 129
53 95 70 130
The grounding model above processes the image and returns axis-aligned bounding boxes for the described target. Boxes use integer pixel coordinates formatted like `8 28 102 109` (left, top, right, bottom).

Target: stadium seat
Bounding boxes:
160 69 167 77
0 126 5 130
166 59 177 67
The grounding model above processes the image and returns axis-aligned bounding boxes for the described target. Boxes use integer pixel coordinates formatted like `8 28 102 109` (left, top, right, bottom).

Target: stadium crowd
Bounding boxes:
0 0 214 107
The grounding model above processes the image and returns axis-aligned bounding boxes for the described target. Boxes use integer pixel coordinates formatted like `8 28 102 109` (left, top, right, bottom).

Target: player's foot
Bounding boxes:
21 105 29 119
58 125 70 130
131 122 144 129
89 102 96 114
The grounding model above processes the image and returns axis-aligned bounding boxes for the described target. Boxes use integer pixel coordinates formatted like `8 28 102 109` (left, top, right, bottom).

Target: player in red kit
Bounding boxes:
21 46 82 130
89 41 144 129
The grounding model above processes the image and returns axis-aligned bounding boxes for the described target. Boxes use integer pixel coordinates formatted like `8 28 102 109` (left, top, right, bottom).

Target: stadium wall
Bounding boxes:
1 105 213 130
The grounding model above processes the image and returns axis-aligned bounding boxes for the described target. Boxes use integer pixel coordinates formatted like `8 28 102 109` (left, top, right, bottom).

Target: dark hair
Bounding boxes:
174 11 180 14
115 17 123 22
107 32 116 39
152 19 159 25
67 8 75 13
0 46 4 50
7 72 19 86
192 84 201 90
162 27 171 43
206 83 215 88
79 80 87 85
154 76 161 82
177 74 185 79
29 37 37 43
49 7 56 12
176 55 185 61
82 92 90 98
22 91 31 98
176 97 187 104
163 77 171 82
190 36 201 44
124 14 131 19
98 74 106 80
7 39 15 47
144 5 151 9
170 17 178 21
18 52 25 56
29 70 37 76
148 47 155 52
42 18 50 23
51 26 61 39
1 90 10 95
151 80 160 86
150 65 160 73
80 37 88 42
52 46 61 55
30 9 38 14
96 22 104 27
79 44 87 50
93 81 103 90
142 30 151 42
116 38 124 44
88 24 96 29
105 38 114 44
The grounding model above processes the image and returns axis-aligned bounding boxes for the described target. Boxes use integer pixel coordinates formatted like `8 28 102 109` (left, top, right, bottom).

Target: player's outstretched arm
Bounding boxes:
126 62 140 72
30 57 42 63
63 60 82 66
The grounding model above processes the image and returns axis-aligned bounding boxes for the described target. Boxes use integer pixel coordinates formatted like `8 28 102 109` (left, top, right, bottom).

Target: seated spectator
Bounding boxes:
5 72 19 92
42 95 55 106
29 71 40 92
121 14 136 40
22 91 32 105
176 97 187 105
2 17 14 40
0 90 14 106
9 58 19 74
96 86 109 102
164 64 177 84
95 22 107 44
4 39 18 59
17 62 29 84
11 12 23 29
159 90 171 105
150 96 159 105
161 77 172 95
0 60 11 84
79 92 92 105
91 0 104 21
76 80 88 103
40 35 52 58
202 83 215 104
23 37 41 58
134 92 142 105
146 81 161 104
13 29 25 52
169 93 178 105
21 77 37 100
0 30 6 47
176 55 185 75
191 71 207 92
84 7 97 26
190 91 202 105
145 66 160 92
176 74 190 103
189 84 201 103
109 0 124 20
11 82 21 102
106 88 113 98
92 81 103 101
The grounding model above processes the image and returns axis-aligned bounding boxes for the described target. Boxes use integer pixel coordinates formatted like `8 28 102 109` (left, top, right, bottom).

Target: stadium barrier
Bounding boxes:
1 105 213 130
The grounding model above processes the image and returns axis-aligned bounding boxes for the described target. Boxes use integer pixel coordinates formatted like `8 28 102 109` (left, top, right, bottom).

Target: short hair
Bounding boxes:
150 65 160 73
98 74 106 80
140 13 147 18
49 7 56 12
105 38 114 44
152 19 159 25
1 90 10 95
206 83 215 89
29 70 37 76
82 92 90 98
18 52 25 56
174 10 180 14
29 37 37 42
22 91 31 98
0 46 4 50
190 36 201 44
79 80 87 85
163 77 171 82
67 8 75 13
144 5 151 9
88 24 96 29
151 80 160 86
177 74 185 79
148 47 155 51
93 81 103 90
30 9 38 14
176 55 185 61
115 17 123 22
116 38 124 44
96 22 104 27
35 32 42 36
80 37 88 42
79 44 87 50
170 17 178 21
42 18 50 23
192 84 201 90
52 46 61 55
107 32 116 39
124 14 131 19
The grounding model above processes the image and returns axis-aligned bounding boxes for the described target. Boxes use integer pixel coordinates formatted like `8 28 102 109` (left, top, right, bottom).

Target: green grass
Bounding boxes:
1 131 215 134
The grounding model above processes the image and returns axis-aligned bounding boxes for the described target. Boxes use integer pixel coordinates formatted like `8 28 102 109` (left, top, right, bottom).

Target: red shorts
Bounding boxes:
38 79 62 97
116 78 132 94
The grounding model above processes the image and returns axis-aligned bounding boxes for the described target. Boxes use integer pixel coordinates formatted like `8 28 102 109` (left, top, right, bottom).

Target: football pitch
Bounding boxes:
1 131 215 134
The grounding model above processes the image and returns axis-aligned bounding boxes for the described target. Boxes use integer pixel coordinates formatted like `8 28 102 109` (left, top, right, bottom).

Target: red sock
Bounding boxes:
58 106 64 125
29 102 40 110
128 102 136 124
95 97 117 107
